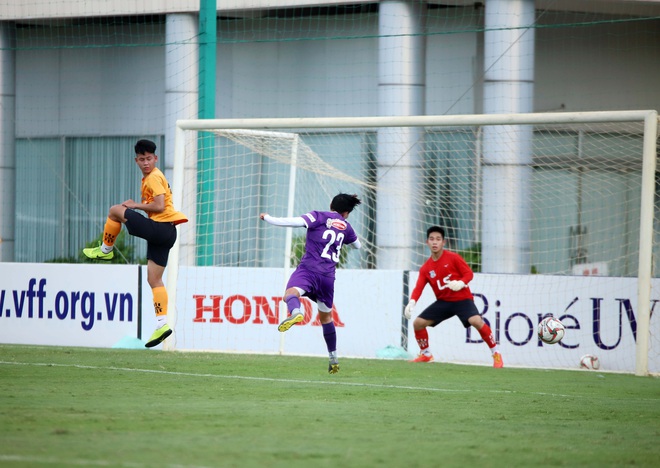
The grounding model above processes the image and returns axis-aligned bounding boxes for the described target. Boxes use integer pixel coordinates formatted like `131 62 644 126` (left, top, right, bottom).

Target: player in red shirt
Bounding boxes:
404 226 503 368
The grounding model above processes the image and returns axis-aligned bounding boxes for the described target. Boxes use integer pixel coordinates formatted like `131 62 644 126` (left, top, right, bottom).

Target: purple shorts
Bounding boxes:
286 266 335 311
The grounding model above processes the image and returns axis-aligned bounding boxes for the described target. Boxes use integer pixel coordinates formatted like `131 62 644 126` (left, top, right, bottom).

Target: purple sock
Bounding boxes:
284 294 301 315
322 322 337 353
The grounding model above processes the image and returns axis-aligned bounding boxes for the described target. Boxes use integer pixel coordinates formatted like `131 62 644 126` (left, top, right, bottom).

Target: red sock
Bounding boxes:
414 328 430 353
478 322 497 349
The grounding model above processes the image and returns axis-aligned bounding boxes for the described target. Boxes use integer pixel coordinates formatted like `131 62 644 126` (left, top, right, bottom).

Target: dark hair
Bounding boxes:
135 139 157 155
331 193 361 214
427 226 445 239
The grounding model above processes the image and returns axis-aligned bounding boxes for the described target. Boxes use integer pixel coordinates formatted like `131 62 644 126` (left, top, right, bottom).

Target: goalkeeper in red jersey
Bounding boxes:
82 139 188 348
404 226 503 368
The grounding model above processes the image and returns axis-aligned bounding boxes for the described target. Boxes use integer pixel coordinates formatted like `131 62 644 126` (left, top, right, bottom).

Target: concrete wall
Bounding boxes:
14 12 660 138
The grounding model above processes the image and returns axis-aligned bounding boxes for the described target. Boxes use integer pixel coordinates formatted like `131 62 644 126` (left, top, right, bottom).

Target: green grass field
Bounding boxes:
0 344 658 468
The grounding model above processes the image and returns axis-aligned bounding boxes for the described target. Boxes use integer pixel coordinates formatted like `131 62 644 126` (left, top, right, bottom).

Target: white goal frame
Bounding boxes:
170 110 658 375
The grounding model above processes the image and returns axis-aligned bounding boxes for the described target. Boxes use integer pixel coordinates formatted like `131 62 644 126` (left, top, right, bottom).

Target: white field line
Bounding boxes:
1 360 657 401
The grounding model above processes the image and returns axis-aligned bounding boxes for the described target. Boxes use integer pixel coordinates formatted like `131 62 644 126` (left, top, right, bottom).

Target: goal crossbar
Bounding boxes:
176 110 657 131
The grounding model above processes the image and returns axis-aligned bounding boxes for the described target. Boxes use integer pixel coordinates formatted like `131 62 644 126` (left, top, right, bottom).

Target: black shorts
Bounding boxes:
124 209 177 267
418 299 480 328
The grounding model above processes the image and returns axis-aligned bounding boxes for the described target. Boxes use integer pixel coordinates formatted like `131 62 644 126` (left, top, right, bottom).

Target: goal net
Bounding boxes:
169 111 659 375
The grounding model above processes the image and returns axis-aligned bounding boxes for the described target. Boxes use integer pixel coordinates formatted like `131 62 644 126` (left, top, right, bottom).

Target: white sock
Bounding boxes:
101 243 114 254
157 315 167 327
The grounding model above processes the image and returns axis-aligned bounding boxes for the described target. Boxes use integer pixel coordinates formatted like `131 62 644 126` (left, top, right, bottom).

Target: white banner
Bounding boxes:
168 267 404 357
0 263 139 347
171 267 659 373
2 263 657 373
411 272 660 373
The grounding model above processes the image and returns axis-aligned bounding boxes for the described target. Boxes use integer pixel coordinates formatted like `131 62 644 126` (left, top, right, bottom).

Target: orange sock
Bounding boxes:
152 286 168 320
103 218 122 248
414 328 430 353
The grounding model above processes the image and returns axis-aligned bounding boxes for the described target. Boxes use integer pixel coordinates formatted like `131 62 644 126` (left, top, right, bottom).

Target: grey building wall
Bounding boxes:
14 13 660 136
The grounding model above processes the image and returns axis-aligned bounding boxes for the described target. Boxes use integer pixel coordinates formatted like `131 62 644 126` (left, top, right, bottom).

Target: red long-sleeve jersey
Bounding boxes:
410 250 474 302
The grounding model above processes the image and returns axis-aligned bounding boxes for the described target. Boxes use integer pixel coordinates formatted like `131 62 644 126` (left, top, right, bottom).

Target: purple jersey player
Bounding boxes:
259 193 362 374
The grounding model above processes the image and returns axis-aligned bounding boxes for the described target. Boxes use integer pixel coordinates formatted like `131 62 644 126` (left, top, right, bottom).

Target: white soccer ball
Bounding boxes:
580 354 601 370
537 316 565 344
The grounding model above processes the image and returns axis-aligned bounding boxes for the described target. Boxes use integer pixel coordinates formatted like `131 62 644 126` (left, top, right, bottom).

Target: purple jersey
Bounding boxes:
298 210 358 278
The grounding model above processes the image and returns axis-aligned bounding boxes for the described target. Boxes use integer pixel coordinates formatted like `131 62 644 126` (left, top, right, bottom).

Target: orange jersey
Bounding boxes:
141 167 188 225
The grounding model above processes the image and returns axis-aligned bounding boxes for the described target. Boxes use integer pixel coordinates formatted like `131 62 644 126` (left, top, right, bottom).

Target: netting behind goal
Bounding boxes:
169 111 658 375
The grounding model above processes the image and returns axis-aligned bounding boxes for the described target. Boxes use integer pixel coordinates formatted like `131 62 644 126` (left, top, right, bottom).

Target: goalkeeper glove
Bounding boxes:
447 280 466 291
404 299 416 320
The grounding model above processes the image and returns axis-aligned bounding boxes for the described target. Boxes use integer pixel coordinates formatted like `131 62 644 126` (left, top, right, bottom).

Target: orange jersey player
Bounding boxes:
83 139 187 348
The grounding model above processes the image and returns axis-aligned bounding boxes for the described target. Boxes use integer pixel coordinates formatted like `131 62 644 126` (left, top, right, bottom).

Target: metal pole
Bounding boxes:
197 0 217 265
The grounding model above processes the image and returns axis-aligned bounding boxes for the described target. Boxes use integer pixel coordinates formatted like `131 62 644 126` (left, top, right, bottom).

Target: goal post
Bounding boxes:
168 110 658 375
636 113 658 375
